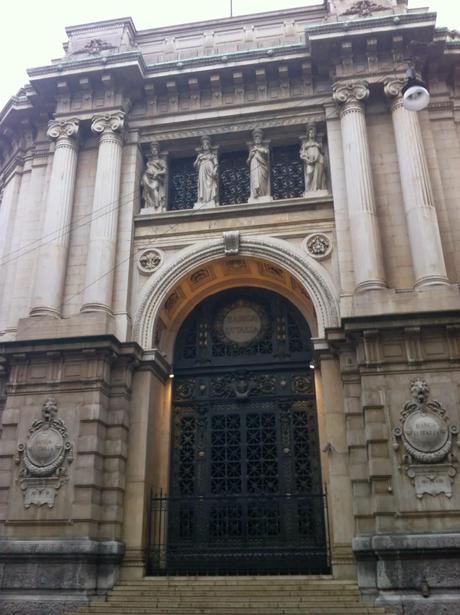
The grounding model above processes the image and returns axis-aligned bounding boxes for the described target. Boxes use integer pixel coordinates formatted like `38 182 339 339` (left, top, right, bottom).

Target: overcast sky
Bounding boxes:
1 0 459 110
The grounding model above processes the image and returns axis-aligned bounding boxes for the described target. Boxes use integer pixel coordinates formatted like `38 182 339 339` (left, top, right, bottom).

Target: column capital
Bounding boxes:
91 111 125 136
332 80 369 107
383 78 405 111
47 118 79 141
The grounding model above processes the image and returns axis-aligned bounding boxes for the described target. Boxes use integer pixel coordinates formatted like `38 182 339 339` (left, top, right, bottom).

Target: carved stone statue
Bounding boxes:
194 135 219 209
247 128 271 202
141 142 168 211
300 124 327 194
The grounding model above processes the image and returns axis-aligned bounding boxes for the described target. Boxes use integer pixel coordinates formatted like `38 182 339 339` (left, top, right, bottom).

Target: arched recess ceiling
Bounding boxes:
133 235 339 358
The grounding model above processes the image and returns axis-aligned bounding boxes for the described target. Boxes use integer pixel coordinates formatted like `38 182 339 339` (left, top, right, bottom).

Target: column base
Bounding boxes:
29 306 61 318
414 274 450 289
355 280 387 293
193 200 217 209
248 195 273 204
80 302 113 315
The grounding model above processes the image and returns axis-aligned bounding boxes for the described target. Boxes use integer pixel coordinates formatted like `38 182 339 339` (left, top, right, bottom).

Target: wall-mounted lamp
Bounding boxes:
401 65 430 112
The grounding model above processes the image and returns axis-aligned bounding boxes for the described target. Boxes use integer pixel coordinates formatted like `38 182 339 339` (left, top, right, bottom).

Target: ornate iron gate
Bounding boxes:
148 288 330 575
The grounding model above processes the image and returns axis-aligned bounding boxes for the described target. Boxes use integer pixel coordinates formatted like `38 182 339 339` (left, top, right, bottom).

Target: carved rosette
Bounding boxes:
384 78 405 111
47 119 79 150
137 247 164 275
332 81 369 116
15 398 73 508
91 111 125 143
393 379 458 498
303 233 332 260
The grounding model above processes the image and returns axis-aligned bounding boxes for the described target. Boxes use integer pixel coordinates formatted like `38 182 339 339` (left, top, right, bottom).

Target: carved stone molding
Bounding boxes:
332 81 369 115
47 118 79 143
303 233 332 260
15 398 73 508
91 111 125 136
137 247 164 275
223 231 240 256
133 235 339 349
393 379 458 498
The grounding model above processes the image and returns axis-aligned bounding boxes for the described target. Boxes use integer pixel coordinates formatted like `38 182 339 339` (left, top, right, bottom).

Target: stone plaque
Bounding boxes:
404 411 449 455
27 429 64 468
393 380 458 499
407 465 456 499
16 398 73 508
222 306 262 344
214 300 268 347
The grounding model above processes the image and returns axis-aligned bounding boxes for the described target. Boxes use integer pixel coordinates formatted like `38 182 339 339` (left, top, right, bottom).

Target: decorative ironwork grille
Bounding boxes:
168 157 197 210
271 145 304 200
150 288 328 575
219 151 250 206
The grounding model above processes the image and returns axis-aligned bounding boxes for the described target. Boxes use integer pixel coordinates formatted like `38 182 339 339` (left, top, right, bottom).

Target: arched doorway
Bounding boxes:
154 287 328 574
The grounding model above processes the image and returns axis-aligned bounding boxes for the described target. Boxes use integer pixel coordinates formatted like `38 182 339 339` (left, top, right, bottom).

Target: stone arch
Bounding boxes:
133 235 339 352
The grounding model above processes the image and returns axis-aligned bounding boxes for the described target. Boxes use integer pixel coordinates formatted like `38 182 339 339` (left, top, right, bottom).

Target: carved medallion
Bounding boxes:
137 248 164 275
15 399 73 508
393 380 458 498
303 233 332 260
214 300 268 346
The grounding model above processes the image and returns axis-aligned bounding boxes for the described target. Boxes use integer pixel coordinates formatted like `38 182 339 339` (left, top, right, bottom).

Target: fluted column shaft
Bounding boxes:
31 119 79 317
333 81 386 292
385 80 448 287
81 112 125 313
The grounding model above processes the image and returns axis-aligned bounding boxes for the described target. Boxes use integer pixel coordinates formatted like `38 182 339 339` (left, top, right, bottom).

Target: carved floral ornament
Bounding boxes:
393 379 459 498
303 233 332 260
15 398 73 508
137 247 164 275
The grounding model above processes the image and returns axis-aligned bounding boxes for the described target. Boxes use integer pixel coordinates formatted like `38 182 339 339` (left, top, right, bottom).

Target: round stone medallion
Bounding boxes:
222 305 262 344
26 428 64 468
403 410 449 454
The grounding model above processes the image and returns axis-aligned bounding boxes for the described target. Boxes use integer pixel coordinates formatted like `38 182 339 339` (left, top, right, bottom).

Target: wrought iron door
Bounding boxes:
160 288 328 574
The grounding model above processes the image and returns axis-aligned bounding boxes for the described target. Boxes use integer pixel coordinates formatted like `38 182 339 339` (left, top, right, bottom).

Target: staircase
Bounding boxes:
66 576 392 614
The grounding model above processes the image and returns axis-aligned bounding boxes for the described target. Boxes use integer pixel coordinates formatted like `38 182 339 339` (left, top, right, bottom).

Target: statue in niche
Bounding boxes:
247 128 271 202
194 135 219 208
141 142 168 211
300 124 327 194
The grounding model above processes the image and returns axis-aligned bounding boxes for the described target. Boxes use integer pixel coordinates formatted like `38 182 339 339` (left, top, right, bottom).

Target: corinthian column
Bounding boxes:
81 111 125 313
332 81 386 292
384 79 448 287
30 119 79 317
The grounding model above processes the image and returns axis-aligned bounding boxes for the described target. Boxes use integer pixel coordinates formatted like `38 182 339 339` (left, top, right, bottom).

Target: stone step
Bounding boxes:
63 576 393 615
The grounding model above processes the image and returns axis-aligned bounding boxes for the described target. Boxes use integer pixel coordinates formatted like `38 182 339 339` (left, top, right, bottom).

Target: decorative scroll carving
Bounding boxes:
47 119 79 141
223 231 240 256
299 125 327 194
91 111 125 135
247 128 271 203
71 38 116 55
141 142 168 211
332 81 369 108
15 398 73 508
342 0 389 16
194 135 219 209
393 380 458 498
137 248 163 275
304 233 332 260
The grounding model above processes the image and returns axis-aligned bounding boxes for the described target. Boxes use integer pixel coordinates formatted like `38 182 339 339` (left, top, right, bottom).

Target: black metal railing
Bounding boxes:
147 492 331 576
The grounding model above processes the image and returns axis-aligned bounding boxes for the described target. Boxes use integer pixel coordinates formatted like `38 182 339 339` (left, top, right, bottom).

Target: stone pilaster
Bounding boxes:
384 79 448 288
81 112 125 314
332 81 386 292
30 119 79 317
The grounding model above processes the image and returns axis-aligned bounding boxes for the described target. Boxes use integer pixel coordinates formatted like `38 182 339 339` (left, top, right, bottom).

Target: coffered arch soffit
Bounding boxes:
133 236 339 357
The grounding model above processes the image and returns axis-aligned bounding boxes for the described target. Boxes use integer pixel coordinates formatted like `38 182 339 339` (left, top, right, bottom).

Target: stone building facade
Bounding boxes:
1 0 460 613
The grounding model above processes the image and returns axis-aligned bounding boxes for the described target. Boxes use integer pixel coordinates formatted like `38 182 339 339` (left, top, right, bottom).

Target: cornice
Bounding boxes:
306 10 436 39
